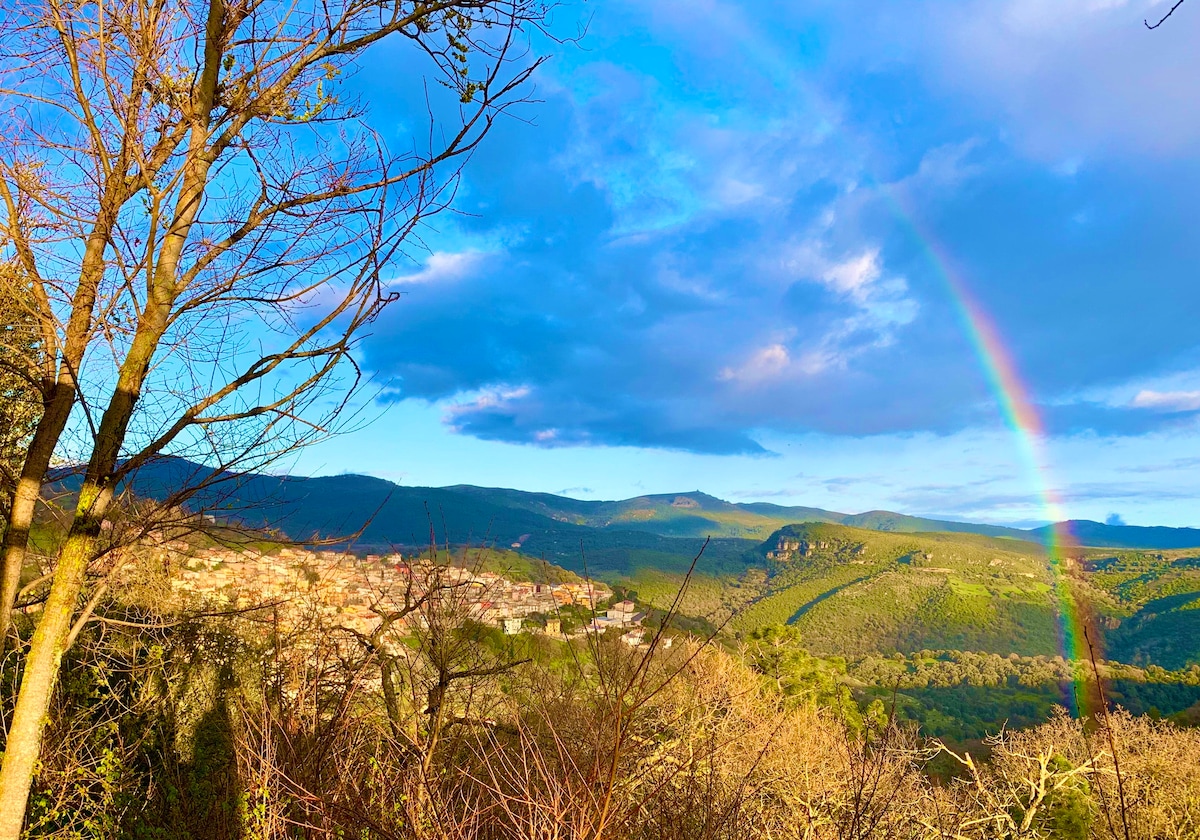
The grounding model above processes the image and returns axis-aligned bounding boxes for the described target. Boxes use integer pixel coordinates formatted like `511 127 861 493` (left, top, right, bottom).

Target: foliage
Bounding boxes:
1081 550 1200 667
0 264 43 508
4 548 1200 839
723 524 1061 660
741 625 860 721
0 0 555 825
744 636 1200 742
12 614 1200 839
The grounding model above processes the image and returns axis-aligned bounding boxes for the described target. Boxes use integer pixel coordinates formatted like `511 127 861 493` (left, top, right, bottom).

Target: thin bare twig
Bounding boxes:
1146 0 1186 28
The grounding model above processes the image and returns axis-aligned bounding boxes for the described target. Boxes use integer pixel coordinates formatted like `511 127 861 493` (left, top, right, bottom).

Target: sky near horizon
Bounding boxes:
295 0 1200 528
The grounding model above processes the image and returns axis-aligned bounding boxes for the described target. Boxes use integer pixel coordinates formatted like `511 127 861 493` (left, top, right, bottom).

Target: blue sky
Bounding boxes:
295 0 1200 528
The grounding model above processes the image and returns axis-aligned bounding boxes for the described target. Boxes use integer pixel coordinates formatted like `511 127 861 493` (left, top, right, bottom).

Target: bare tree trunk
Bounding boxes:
0 313 164 834
0 522 98 837
0 212 125 644
0 386 76 646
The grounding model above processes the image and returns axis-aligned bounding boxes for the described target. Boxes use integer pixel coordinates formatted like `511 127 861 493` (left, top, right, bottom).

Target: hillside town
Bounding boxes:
165 544 651 642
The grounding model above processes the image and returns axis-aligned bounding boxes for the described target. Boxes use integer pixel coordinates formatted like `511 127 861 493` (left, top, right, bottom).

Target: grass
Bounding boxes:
716 524 1060 654
730 566 875 634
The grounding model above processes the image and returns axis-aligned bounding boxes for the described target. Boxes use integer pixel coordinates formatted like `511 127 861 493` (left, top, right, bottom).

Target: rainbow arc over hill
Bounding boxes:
888 193 1098 714
715 22 1101 712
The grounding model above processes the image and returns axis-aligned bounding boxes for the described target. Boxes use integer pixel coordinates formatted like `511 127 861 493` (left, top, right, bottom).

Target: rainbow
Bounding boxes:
885 190 1099 715
674 23 1102 711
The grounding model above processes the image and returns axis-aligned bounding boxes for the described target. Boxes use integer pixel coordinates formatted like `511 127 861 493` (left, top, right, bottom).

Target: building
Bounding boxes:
621 629 645 647
586 616 620 633
606 600 643 626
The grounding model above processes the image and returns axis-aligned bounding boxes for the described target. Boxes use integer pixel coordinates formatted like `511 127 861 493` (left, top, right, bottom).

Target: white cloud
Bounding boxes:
715 242 921 388
903 0 1200 157
388 251 488 286
1072 366 1200 412
719 342 792 383
793 347 846 376
897 141 985 194
1130 389 1200 412
788 244 920 329
822 250 882 300
712 176 767 207
996 0 1140 31
444 386 532 431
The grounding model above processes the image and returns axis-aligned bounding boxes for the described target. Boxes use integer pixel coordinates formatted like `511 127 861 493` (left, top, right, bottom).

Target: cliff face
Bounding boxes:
760 524 869 564
766 537 819 561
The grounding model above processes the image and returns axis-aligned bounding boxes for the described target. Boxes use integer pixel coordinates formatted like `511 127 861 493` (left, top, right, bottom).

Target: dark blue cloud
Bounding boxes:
1039 400 1200 438
350 1 1200 454
921 157 1200 394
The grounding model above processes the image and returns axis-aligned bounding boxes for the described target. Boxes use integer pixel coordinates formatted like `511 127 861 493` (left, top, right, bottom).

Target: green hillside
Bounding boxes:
448 486 842 539
449 485 1032 541
619 523 1200 668
840 510 1023 539
1032 520 1200 550
1077 549 1200 668
727 524 1061 656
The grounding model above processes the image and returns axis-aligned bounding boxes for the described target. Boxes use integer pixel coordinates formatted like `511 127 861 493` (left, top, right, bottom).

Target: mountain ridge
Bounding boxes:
52 456 1200 552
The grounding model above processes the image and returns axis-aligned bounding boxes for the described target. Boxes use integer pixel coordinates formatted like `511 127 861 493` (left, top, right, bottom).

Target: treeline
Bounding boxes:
864 681 1200 743
849 649 1200 690
737 628 1200 741
847 648 1200 740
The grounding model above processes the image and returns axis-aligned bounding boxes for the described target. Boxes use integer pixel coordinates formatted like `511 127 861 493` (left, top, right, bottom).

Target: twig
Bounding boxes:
1084 627 1132 840
1146 0 1186 28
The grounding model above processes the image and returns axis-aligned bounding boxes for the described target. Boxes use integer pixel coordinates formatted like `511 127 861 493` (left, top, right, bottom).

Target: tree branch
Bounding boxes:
1146 0 1186 28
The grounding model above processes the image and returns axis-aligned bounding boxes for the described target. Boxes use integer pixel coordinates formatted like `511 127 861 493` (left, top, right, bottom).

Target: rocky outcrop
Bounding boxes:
764 531 867 563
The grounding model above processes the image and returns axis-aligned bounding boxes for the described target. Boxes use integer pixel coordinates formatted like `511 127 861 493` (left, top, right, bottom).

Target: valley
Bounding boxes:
85 458 1200 668
58 459 1200 741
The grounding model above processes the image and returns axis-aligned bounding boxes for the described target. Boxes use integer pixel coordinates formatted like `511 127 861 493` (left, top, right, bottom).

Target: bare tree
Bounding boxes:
0 0 551 830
